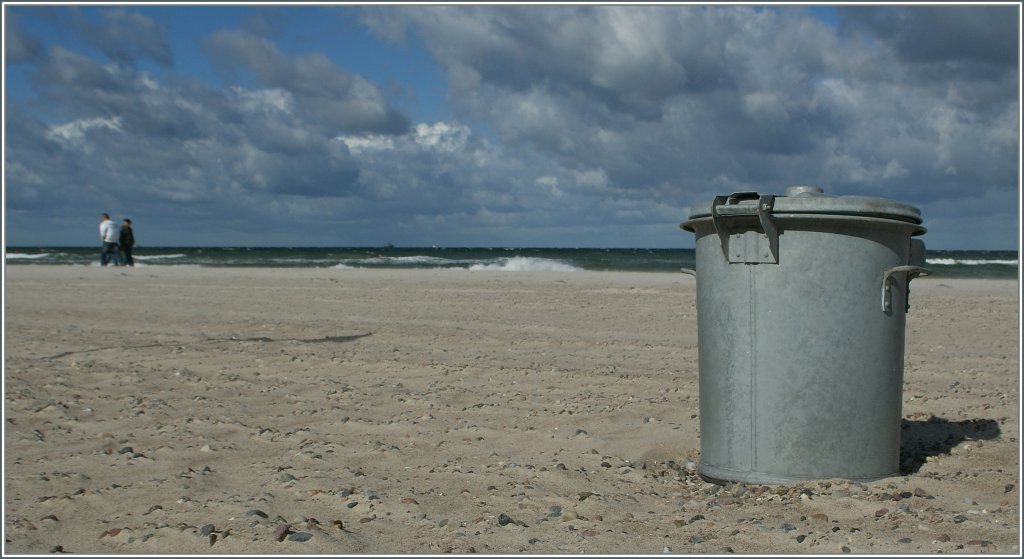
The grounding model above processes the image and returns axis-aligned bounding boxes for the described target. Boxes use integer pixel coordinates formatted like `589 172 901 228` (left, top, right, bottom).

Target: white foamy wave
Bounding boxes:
336 255 465 268
5 253 54 260
134 253 187 260
928 258 1018 266
383 255 454 265
469 256 581 272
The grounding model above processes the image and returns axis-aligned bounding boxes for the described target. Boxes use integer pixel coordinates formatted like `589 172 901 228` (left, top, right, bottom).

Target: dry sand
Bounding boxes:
3 265 1020 555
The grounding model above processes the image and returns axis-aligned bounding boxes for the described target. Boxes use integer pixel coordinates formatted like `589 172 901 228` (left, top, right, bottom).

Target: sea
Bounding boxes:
3 246 1018 279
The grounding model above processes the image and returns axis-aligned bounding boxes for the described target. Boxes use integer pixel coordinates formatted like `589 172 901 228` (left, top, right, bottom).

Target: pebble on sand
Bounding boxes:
273 524 291 542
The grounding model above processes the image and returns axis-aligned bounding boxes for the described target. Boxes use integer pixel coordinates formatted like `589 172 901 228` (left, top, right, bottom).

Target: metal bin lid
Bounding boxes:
683 186 924 231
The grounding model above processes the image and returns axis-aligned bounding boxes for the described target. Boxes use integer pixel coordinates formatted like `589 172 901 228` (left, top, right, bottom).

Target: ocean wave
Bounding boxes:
928 258 1018 266
5 253 55 260
379 255 455 265
336 255 473 268
469 256 581 272
134 253 187 260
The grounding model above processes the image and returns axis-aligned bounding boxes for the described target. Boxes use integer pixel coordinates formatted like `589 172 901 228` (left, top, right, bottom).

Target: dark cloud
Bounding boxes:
366 6 837 121
205 29 410 135
4 112 88 213
5 13 45 63
367 6 733 121
363 5 852 191
838 6 1018 68
241 7 291 39
31 46 207 142
33 46 132 106
71 8 172 66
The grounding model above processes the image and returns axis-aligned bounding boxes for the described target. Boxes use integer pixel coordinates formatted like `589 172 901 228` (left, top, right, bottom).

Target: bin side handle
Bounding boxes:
882 265 931 312
680 268 697 277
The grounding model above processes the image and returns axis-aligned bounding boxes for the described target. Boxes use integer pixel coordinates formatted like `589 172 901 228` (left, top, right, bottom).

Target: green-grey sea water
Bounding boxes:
4 247 1017 279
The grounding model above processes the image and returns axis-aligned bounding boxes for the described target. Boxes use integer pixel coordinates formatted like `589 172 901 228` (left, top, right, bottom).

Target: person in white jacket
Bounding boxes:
98 213 122 266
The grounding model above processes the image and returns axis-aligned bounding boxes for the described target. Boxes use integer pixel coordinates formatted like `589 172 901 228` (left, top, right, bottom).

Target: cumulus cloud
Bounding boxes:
413 121 470 152
366 6 851 194
363 5 1017 246
4 5 1018 248
205 29 410 135
7 41 375 230
46 116 123 143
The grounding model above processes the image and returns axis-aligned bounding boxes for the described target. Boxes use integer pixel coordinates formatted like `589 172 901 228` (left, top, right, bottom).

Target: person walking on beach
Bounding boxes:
119 218 135 267
98 213 121 266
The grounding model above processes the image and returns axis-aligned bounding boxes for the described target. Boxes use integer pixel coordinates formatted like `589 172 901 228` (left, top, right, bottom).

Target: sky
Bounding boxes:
3 3 1020 249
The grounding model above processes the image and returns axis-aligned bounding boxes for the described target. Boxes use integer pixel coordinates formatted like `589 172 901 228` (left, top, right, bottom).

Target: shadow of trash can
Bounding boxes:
680 186 928 484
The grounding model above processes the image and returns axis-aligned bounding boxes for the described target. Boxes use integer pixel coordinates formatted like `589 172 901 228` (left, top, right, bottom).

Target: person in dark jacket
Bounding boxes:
119 218 136 267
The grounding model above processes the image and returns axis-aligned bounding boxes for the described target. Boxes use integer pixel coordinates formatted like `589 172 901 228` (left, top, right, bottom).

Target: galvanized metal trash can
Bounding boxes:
680 186 928 484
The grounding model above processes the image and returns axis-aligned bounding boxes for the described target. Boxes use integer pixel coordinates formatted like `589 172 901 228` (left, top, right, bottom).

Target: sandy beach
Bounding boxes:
3 265 1019 555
